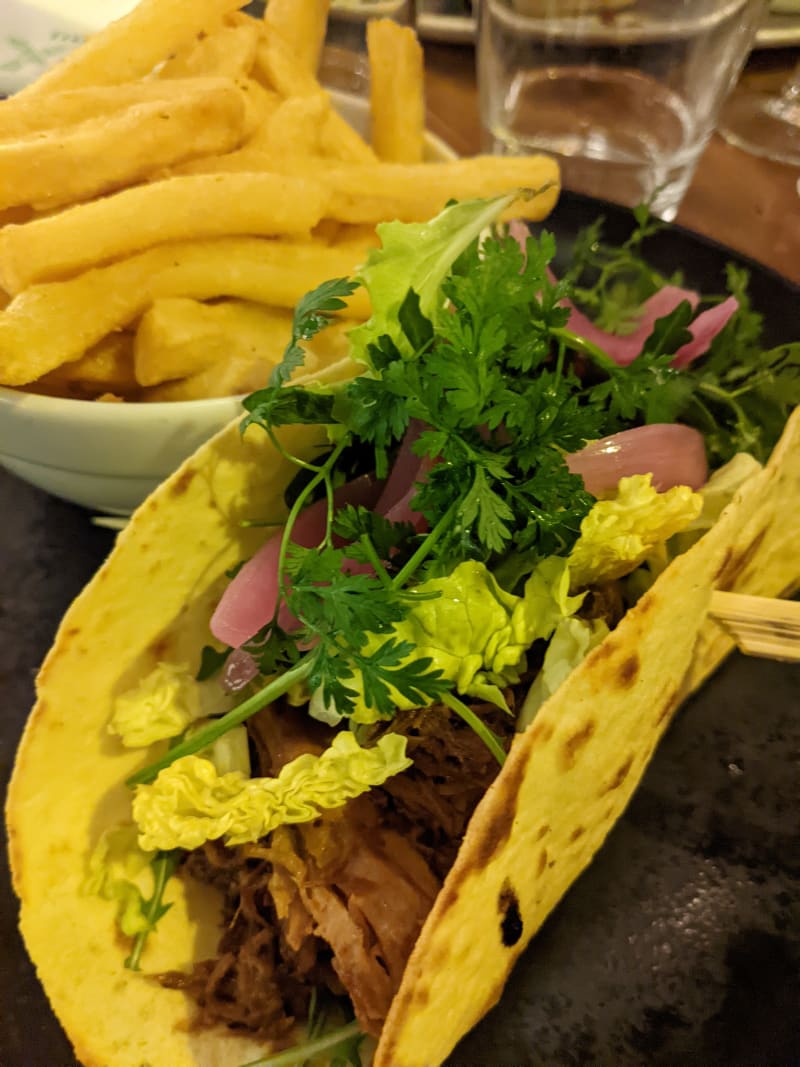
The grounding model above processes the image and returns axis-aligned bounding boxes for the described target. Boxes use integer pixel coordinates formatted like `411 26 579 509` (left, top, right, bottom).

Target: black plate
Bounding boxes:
1 193 799 1067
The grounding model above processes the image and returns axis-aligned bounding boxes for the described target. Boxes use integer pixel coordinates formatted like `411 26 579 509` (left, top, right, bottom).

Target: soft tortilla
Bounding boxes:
6 406 799 1067
376 405 800 1066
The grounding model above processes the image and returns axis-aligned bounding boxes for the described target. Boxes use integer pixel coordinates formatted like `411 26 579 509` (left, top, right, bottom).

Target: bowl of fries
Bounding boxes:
0 0 561 516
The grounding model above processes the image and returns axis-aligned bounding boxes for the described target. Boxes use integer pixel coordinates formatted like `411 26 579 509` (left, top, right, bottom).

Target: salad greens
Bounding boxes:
127 193 799 791
564 210 800 463
108 193 798 984
133 731 412 852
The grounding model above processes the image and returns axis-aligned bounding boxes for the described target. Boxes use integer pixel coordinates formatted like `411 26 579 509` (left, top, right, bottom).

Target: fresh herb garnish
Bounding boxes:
130 194 798 790
238 1019 363 1067
270 277 358 388
560 211 800 463
123 849 180 971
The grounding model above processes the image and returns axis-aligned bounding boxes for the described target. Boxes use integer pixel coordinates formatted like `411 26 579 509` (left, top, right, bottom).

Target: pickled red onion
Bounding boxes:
671 296 739 368
566 424 708 496
561 285 701 366
374 420 425 515
536 251 738 367
210 475 383 649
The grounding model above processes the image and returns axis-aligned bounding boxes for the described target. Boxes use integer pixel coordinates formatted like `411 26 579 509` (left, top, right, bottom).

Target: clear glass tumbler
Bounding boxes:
718 61 800 165
477 0 770 220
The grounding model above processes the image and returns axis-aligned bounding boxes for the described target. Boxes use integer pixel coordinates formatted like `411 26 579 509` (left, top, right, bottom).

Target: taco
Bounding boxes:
6 195 800 1067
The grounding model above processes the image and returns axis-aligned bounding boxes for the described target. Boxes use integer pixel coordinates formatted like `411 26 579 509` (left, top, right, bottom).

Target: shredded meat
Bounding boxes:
579 581 626 629
376 700 517 878
163 697 514 1038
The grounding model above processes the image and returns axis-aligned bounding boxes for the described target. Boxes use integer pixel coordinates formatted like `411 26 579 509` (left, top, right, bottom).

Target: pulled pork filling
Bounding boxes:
160 697 518 1038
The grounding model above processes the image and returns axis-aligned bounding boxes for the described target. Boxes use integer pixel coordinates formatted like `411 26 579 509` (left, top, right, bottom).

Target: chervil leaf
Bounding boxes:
244 623 303 678
352 638 449 717
124 850 180 971
310 647 359 719
588 351 693 426
338 373 409 450
284 545 407 645
270 277 359 387
459 466 515 555
196 644 229 682
333 506 415 562
241 384 336 432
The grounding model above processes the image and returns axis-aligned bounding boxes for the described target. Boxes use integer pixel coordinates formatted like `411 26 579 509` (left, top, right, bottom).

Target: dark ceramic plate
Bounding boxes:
1 193 798 1067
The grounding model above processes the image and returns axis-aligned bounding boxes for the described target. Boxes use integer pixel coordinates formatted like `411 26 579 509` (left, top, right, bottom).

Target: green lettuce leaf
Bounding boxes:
82 825 156 937
625 452 763 602
517 616 610 730
333 558 585 724
108 662 231 748
132 731 411 851
670 452 762 555
348 194 517 367
568 474 702 589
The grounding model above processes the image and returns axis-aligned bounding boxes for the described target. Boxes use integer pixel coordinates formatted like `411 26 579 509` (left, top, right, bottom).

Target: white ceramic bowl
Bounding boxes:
0 91 455 515
0 389 243 515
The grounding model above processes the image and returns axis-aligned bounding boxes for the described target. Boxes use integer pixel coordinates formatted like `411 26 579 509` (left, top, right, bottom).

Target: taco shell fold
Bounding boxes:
6 405 800 1067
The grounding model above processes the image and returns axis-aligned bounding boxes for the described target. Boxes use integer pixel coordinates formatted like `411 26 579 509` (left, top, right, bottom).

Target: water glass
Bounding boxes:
320 0 413 94
477 0 769 219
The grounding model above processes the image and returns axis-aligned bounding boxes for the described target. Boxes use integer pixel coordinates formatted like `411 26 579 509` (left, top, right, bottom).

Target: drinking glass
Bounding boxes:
320 0 413 94
477 0 770 220
718 61 800 165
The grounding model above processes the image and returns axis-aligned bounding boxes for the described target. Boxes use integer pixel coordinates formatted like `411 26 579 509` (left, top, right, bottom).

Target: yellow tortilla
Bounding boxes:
376 408 800 1065
6 404 799 1067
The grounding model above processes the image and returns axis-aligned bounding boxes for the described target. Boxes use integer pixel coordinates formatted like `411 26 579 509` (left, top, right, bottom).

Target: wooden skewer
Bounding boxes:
708 591 800 663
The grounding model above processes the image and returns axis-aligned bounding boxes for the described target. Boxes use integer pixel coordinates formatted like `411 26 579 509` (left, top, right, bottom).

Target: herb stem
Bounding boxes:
358 534 393 589
276 435 351 606
550 326 618 372
126 656 315 787
238 1020 362 1067
440 690 507 767
391 501 458 589
124 849 180 971
262 422 323 475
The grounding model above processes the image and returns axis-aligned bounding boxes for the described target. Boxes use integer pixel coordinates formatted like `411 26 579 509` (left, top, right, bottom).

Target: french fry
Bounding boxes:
367 19 425 164
261 92 331 158
0 79 254 212
253 32 319 96
0 79 236 141
158 18 260 80
190 154 561 224
34 333 138 397
0 236 374 386
262 0 331 74
141 312 358 400
0 173 332 293
140 354 273 401
254 32 377 163
13 0 244 98
295 156 561 223
134 298 292 387
320 108 380 165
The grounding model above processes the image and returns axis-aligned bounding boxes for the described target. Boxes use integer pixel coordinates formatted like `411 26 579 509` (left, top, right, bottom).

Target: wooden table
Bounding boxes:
422 42 800 285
